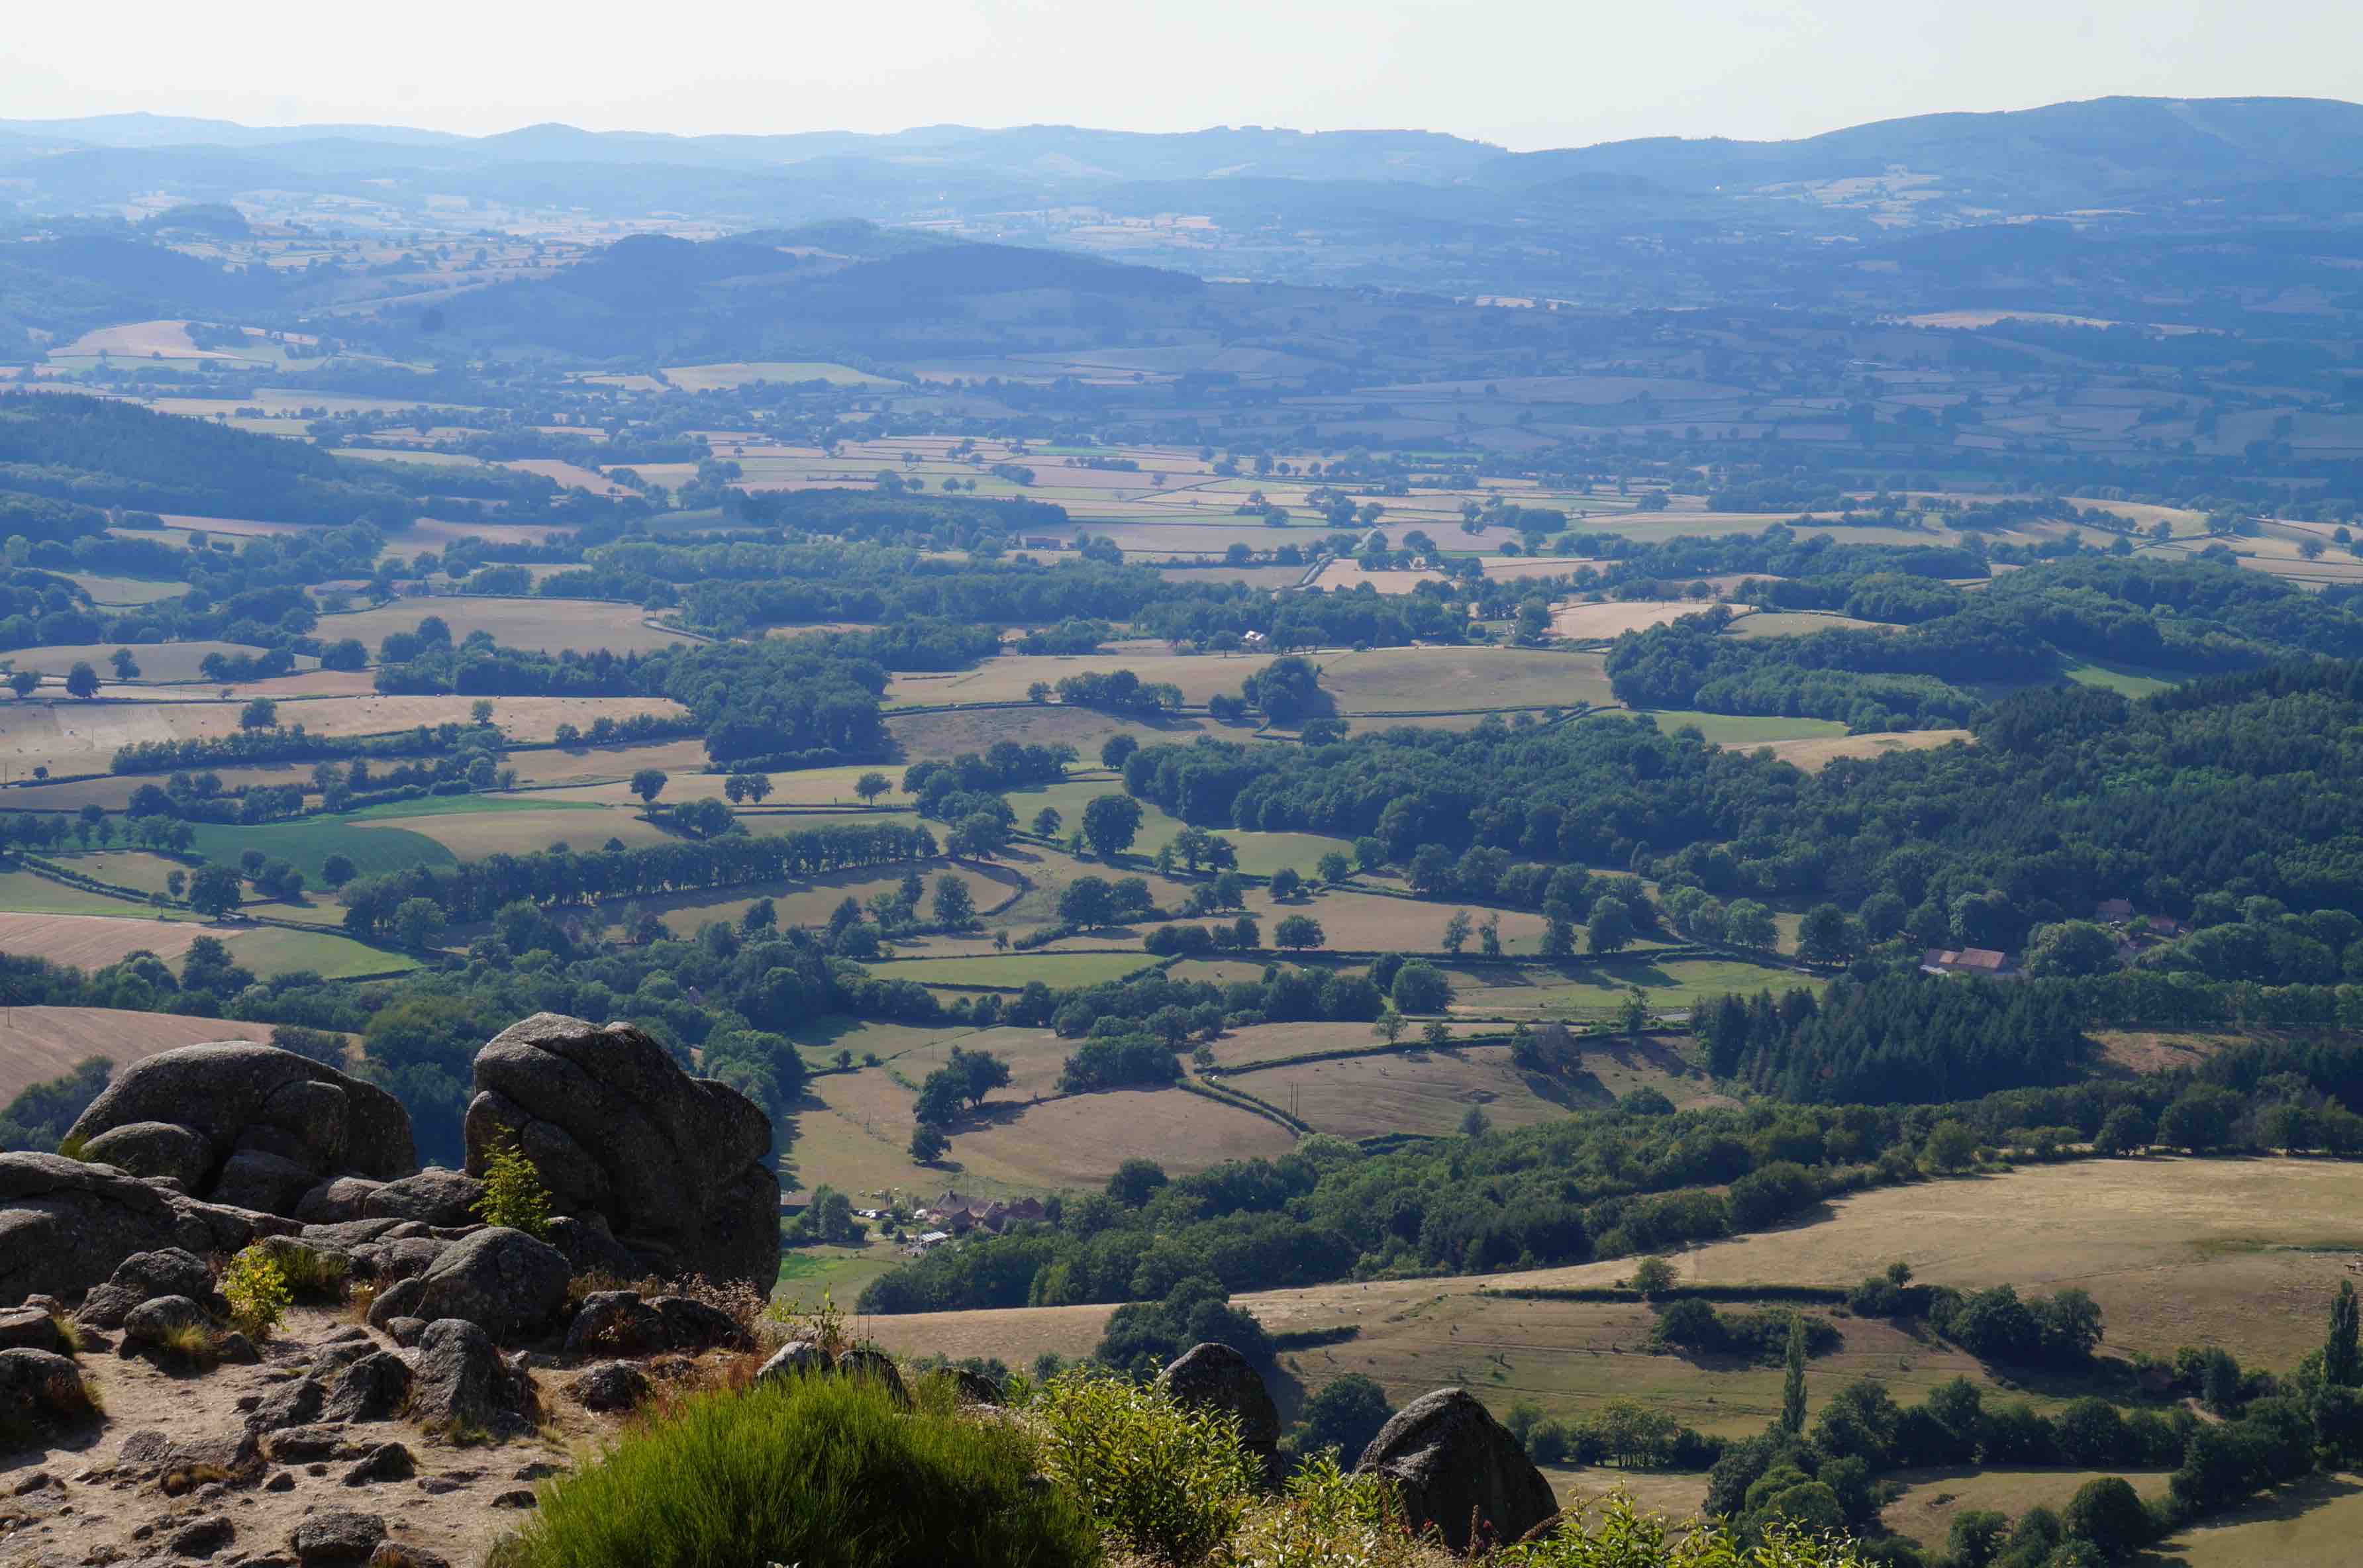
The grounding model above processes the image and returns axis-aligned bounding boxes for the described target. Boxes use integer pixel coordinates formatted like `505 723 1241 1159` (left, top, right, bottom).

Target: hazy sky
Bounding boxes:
6 0 2358 151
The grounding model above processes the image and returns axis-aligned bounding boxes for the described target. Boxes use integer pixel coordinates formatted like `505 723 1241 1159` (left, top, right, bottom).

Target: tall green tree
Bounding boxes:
1781 1314 1809 1436
2330 1279 2360 1387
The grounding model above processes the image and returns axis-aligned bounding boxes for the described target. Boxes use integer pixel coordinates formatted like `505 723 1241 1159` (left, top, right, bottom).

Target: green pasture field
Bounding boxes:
62 573 190 607
1635 710 1851 745
186 818 456 883
863 952 1157 988
2062 658 2180 698
0 869 187 919
221 925 417 979
1440 954 1817 1014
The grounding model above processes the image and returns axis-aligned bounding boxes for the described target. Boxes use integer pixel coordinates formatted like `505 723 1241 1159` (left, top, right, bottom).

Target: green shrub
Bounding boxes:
474 1137 554 1240
1497 1493 1868 1565
1032 1370 1257 1565
494 1375 1096 1568
258 1238 350 1301
1226 1453 1426 1568
221 1245 292 1339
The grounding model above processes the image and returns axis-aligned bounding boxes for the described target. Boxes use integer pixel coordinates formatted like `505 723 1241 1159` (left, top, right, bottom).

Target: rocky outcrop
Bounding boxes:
464 1014 777 1287
1159 1342 1280 1481
1354 1387 1558 1553
408 1318 538 1438
568 1359 650 1412
75 1246 217 1328
64 1044 416 1217
361 1169 485 1227
564 1289 750 1357
0 1304 70 1354
365 1226 570 1342
0 1153 289 1305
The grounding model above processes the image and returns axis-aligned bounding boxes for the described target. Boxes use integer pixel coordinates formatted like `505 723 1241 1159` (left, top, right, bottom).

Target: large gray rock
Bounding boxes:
0 1304 69 1354
64 1044 416 1216
1354 1387 1557 1553
408 1318 537 1438
0 1156 287 1306
75 1246 216 1329
1159 1342 1280 1479
79 1120 210 1190
290 1510 386 1567
121 1294 212 1353
465 1014 777 1288
296 1176 387 1224
0 1348 89 1428
361 1169 485 1227
365 1227 568 1342
321 1351 413 1424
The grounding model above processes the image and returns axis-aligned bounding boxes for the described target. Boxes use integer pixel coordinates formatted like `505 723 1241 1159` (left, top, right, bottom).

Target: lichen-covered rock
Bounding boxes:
1159 1342 1280 1477
364 1226 568 1342
0 1153 287 1304
290 1509 387 1566
0 1348 89 1428
408 1318 537 1438
650 1294 750 1353
360 1169 485 1227
121 1293 213 1353
296 1175 387 1224
75 1245 217 1328
544 1212 642 1278
342 1442 415 1487
465 1013 777 1287
0 1304 70 1355
564 1291 670 1357
80 1120 211 1190
836 1347 910 1408
64 1044 416 1216
321 1351 414 1423
568 1359 650 1412
1354 1387 1557 1553
755 1339 829 1383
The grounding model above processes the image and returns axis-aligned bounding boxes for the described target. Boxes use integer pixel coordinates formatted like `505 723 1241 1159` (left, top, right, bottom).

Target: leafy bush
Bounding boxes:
221 1244 292 1338
1225 1453 1427 1568
1032 1370 1258 1565
495 1375 1097 1568
1497 1493 1867 1565
474 1136 554 1240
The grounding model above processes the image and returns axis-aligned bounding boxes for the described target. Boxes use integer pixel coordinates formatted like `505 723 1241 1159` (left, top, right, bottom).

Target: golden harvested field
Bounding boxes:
1205 1019 1503 1066
1723 611 1889 638
507 737 712 787
889 650 1282 709
1223 1046 1582 1139
661 362 899 390
314 598 696 655
0 908 203 969
3 641 287 682
0 1006 309 1104
2091 1027 2268 1075
1552 601 1738 639
887 705 1216 763
0 693 690 775
495 458 627 493
358 803 676 859
1754 730 1974 770
2133 1470 2363 1567
1319 647 1614 713
862 1157 2363 1438
519 861 1021 943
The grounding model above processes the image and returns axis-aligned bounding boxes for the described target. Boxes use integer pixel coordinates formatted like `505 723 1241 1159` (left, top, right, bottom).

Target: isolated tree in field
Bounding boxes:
236 697 277 731
1442 909 1473 954
629 769 668 807
1081 793 1143 856
109 648 140 680
1104 1158 1169 1208
186 863 242 920
393 897 446 950
1542 915 1576 957
1478 912 1503 958
1032 807 1063 838
470 699 495 726
2093 1104 2152 1156
1273 914 1324 950
1100 734 1138 770
1782 1314 1809 1434
1372 1008 1406 1048
166 869 187 899
854 771 890 805
724 773 754 804
1587 897 1636 955
1268 867 1302 901
2329 1279 2361 1387
909 1124 948 1163
7 671 37 699
64 662 101 701
1423 1018 1452 1050
1924 1119 1978 1172
1318 850 1352 884
1059 875 1117 930
1390 961 1452 1014
932 874 976 929
1796 904 1851 965
1724 899 1778 951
